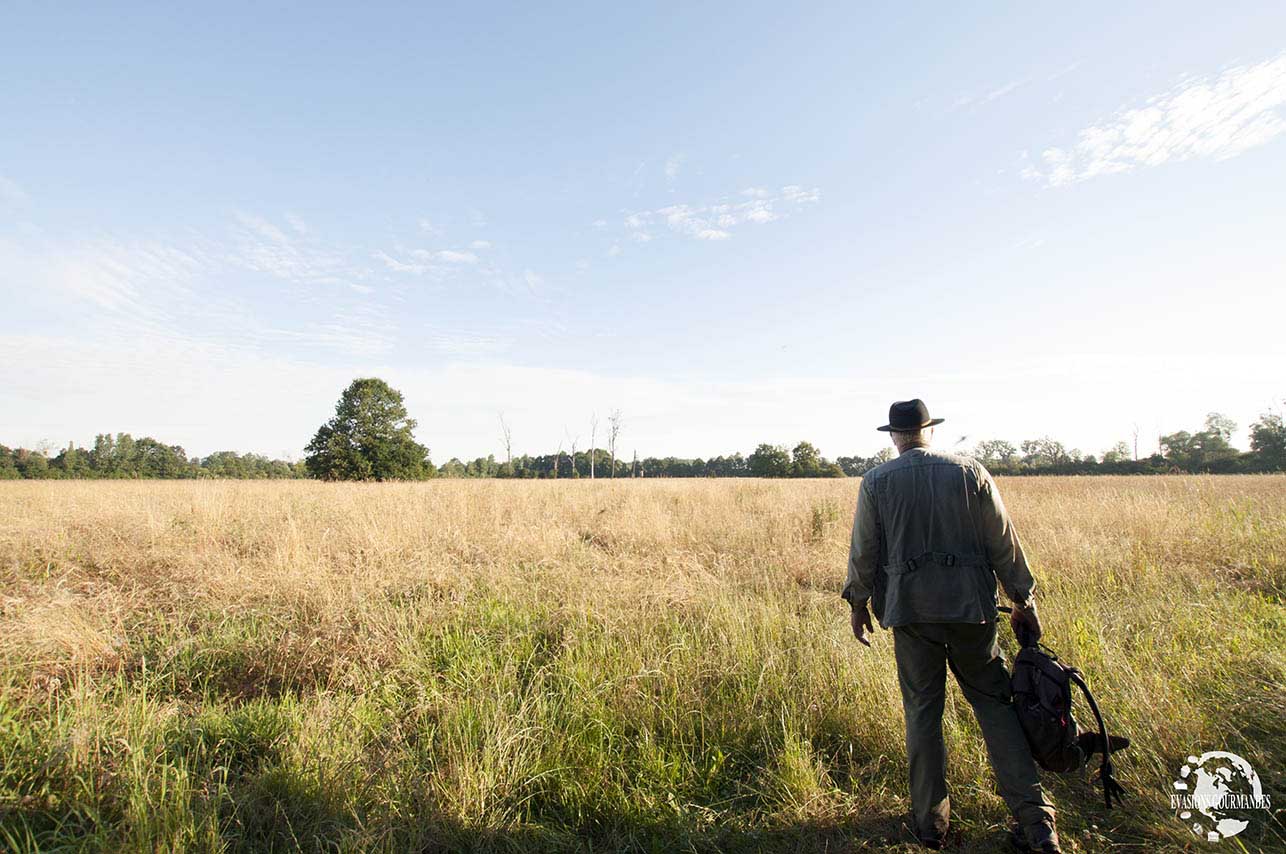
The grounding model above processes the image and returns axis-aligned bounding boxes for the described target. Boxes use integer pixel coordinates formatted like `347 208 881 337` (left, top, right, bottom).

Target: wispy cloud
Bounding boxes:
84 242 205 311
432 249 478 264
0 174 29 206
664 152 686 187
374 245 482 275
232 213 371 291
1023 51 1286 187
425 331 511 356
955 78 1028 110
262 315 396 358
373 249 432 275
615 184 820 245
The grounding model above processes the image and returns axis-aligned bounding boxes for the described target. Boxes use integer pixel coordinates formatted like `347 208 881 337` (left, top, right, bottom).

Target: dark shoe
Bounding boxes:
1011 819 1061 854
909 816 949 849
1078 731 1131 756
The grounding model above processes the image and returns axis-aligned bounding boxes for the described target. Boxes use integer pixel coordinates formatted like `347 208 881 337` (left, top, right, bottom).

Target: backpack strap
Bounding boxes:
1067 669 1127 809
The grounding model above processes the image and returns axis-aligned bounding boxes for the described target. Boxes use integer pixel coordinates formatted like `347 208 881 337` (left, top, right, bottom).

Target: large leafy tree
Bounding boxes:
748 443 791 477
305 378 433 480
1161 413 1239 472
791 441 822 477
1249 410 1285 471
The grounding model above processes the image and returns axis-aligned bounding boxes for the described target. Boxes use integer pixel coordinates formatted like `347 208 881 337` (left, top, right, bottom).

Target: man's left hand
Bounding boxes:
851 605 874 646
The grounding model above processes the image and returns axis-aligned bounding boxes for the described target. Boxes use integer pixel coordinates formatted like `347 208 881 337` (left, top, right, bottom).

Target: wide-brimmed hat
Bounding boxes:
877 399 945 432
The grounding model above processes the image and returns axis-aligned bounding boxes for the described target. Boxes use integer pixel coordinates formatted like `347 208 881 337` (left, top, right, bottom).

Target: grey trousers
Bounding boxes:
892 621 1055 838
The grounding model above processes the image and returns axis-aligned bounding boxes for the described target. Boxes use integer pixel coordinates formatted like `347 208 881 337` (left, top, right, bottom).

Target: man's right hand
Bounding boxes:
1010 600 1042 645
851 604 874 647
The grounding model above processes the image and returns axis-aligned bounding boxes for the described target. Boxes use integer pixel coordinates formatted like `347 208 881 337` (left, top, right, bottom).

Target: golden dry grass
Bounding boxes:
1 476 1283 852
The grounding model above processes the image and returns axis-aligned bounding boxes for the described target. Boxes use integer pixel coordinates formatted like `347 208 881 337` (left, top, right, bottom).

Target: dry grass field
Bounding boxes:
1 476 1283 853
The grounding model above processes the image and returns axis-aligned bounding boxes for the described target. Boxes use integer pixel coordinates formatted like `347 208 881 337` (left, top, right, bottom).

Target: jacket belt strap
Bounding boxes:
882 551 980 573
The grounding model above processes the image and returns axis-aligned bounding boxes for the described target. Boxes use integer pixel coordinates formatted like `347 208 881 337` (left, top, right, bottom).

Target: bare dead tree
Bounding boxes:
553 438 564 479
1131 423 1140 461
566 429 579 479
607 409 623 478
632 449 639 478
589 412 598 479
498 412 513 468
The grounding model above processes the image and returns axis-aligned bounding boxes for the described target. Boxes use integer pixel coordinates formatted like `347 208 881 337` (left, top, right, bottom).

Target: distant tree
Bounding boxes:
705 453 749 477
134 438 188 478
835 455 864 476
607 409 623 478
791 441 822 477
837 447 892 477
14 448 49 478
438 457 467 477
566 431 580 479
1159 431 1194 468
0 446 19 480
973 440 1018 467
50 443 91 478
498 413 513 470
1021 437 1071 469
304 378 432 480
748 443 791 477
466 455 498 477
1249 410 1286 471
589 413 598 479
198 450 303 479
1204 412 1237 442
1161 414 1239 472
1102 441 1132 464
89 433 120 477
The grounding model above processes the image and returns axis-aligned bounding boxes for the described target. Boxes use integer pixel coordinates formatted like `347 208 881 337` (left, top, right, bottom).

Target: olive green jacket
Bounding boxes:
842 447 1036 628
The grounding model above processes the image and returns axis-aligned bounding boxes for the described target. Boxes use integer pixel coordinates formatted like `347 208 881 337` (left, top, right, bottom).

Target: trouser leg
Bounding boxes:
893 625 950 838
944 622 1055 831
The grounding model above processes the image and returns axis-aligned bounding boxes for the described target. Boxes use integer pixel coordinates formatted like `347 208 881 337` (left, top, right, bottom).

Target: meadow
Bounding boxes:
1 476 1283 853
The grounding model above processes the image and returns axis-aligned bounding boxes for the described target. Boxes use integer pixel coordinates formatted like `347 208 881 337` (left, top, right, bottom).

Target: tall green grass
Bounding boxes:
1 477 1283 852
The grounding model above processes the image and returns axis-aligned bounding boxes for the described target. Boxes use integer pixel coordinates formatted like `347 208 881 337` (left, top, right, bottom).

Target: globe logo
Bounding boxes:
1171 751 1272 841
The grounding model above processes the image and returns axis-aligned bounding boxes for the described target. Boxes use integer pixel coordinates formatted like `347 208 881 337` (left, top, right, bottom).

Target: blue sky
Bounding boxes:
3 2 1285 462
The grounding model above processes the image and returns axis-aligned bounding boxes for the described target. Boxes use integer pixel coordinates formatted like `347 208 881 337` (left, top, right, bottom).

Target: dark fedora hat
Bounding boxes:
877 399 945 432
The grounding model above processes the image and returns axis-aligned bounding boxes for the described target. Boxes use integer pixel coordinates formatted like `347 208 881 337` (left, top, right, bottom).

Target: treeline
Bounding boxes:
0 434 306 480
434 412 1286 478
437 441 848 479
4 405 1284 481
969 412 1286 476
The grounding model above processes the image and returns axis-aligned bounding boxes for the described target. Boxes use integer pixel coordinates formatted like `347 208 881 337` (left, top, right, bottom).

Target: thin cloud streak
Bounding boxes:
1023 51 1286 187
615 184 820 245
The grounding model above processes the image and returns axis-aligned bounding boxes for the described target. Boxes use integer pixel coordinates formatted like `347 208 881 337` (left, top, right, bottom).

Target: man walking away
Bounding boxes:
842 399 1058 852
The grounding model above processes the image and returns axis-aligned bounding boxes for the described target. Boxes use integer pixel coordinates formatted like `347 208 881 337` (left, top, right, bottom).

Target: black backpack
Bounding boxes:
1009 630 1127 809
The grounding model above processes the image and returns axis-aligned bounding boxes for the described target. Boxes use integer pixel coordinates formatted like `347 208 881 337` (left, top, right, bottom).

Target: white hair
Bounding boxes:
891 427 933 453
